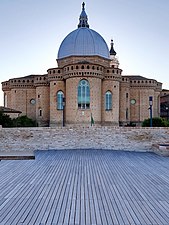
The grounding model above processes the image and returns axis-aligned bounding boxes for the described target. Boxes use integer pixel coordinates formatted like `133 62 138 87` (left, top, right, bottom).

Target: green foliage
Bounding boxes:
12 115 36 127
142 117 169 127
0 111 36 127
0 111 13 127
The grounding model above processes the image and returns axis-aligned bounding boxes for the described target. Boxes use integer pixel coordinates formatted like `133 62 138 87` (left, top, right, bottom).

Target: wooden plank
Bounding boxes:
1 150 169 224
33 153 67 224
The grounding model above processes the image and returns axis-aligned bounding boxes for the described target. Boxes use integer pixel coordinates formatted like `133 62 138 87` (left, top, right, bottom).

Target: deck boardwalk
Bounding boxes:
1 150 169 225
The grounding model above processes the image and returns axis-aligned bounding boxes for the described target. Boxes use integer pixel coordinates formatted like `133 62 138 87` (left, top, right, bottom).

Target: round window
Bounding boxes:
130 99 136 105
30 99 36 105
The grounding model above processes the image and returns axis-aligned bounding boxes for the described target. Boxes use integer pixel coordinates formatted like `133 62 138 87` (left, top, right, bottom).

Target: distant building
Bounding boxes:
0 106 21 119
160 90 169 120
1 3 162 127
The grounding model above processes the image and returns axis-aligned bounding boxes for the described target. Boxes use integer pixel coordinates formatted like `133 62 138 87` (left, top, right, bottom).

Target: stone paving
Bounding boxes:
1 150 169 225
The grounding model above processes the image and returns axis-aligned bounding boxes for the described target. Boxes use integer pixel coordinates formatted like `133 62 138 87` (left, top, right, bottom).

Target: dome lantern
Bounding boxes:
78 2 89 28
57 3 110 60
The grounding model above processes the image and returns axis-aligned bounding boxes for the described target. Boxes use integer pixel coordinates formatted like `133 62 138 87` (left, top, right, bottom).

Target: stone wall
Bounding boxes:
0 126 168 152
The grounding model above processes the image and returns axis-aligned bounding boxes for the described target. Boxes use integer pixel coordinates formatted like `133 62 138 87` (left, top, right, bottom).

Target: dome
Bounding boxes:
58 28 110 60
57 3 110 60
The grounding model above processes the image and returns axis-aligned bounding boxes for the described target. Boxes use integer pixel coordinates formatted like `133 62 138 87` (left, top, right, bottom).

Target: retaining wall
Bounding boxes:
0 126 169 152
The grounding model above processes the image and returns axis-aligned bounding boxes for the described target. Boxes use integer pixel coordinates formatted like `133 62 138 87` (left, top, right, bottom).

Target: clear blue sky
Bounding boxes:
0 0 169 106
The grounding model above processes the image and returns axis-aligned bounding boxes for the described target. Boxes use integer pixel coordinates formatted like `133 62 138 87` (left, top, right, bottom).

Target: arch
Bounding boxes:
57 91 64 110
126 108 129 120
39 108 42 117
4 93 7 107
105 91 112 110
78 79 90 109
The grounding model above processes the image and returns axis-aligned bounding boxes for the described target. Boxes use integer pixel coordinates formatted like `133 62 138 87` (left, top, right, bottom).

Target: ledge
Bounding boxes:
0 151 35 160
152 144 169 156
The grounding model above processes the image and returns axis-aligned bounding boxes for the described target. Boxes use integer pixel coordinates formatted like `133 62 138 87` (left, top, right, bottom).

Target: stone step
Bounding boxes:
0 151 35 160
152 143 169 156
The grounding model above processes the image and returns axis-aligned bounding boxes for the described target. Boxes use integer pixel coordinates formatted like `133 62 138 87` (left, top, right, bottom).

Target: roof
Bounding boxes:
58 28 110 60
57 3 110 60
123 75 152 80
10 74 47 80
0 107 22 114
162 89 169 92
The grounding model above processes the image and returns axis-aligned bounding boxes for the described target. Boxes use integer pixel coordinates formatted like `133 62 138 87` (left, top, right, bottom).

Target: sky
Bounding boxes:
0 0 169 106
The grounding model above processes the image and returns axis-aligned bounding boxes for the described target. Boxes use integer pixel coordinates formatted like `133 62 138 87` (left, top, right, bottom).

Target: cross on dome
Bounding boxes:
82 2 85 10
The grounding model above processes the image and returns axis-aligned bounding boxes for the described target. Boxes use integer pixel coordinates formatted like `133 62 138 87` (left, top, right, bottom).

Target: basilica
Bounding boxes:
1 3 162 127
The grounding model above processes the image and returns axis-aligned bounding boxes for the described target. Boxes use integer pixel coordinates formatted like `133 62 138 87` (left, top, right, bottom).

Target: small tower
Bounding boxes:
110 39 119 68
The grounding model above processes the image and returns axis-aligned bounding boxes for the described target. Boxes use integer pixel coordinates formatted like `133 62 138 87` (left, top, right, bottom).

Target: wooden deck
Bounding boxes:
1 150 169 225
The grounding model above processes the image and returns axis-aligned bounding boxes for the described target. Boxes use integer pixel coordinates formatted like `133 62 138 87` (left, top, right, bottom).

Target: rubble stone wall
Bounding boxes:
0 126 169 152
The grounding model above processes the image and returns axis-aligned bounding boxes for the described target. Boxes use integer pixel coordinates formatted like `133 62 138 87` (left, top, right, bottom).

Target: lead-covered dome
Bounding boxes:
57 3 110 60
58 28 110 59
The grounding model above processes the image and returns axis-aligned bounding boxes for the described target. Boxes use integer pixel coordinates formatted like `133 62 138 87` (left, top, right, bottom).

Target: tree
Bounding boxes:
0 111 36 127
0 111 13 127
12 115 36 127
142 117 169 127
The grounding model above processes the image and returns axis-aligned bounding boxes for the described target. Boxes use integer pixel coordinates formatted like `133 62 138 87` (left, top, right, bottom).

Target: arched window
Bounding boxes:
126 108 128 120
57 91 64 110
4 94 7 107
78 79 90 109
105 91 112 110
39 108 42 117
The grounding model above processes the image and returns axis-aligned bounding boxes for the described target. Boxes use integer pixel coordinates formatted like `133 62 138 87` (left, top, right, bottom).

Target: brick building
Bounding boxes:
160 90 169 120
1 3 162 127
